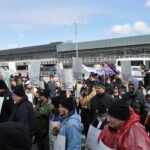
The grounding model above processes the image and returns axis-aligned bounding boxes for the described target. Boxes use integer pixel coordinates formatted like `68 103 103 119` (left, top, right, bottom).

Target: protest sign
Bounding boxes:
121 61 131 82
86 125 101 150
54 134 66 150
0 97 4 114
73 57 82 81
61 69 73 91
8 62 17 74
56 63 63 80
27 94 33 103
29 60 41 87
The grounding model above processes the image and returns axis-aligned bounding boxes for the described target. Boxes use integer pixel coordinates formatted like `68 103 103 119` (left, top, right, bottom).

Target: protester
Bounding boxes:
10 78 17 91
49 96 61 150
111 85 122 101
144 69 150 90
0 79 14 122
144 90 150 135
0 122 30 150
9 85 36 146
47 74 56 98
90 81 113 122
123 77 150 124
77 80 96 136
34 89 53 150
113 72 122 87
54 81 63 97
58 97 81 150
97 100 150 150
92 102 107 130
86 73 97 89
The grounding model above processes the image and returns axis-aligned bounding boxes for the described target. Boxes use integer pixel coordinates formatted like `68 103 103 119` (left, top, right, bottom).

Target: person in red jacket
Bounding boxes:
97 100 150 150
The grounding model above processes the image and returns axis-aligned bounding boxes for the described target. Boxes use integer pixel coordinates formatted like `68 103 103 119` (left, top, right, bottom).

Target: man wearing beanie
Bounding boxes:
58 97 81 150
97 101 150 150
49 96 61 150
34 89 53 150
9 84 36 148
0 79 14 122
90 81 113 122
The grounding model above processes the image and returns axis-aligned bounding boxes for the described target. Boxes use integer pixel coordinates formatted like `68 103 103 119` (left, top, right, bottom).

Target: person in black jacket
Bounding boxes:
90 81 113 122
144 69 150 90
0 122 30 150
123 77 150 124
0 79 14 122
9 85 36 146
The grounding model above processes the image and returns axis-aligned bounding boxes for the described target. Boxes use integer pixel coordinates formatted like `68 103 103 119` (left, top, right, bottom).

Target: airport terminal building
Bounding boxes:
0 34 150 70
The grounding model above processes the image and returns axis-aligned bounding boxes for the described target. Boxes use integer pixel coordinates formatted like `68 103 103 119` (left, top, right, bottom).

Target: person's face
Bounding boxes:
128 84 135 94
49 77 54 81
12 93 22 103
55 82 61 88
113 88 119 95
95 86 105 94
59 105 69 119
40 95 47 103
82 83 87 88
90 76 95 81
11 81 17 86
107 115 125 129
146 95 150 103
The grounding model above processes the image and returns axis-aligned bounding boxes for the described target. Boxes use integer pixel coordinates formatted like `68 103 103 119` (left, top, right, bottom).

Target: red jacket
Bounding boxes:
98 108 150 150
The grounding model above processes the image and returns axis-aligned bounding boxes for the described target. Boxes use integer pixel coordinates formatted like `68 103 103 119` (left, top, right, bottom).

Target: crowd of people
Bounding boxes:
0 69 150 150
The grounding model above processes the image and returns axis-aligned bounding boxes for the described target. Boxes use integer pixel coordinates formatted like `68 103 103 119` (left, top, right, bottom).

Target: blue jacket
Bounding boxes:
59 111 81 150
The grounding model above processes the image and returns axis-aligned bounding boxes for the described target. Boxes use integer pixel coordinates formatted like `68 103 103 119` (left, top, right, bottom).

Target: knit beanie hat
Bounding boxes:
108 100 130 121
60 97 75 112
40 89 50 99
0 80 7 90
52 96 62 108
13 85 25 97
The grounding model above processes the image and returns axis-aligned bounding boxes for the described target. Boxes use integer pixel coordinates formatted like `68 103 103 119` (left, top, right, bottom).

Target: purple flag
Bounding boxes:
103 62 116 75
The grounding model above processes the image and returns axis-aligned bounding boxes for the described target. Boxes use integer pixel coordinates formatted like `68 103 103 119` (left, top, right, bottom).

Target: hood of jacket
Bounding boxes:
129 77 139 95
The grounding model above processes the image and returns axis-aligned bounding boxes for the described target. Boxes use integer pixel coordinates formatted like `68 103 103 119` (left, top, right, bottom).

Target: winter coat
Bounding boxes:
9 95 36 138
0 122 30 150
144 72 150 89
0 88 14 122
59 111 81 150
123 78 150 123
79 90 96 126
97 108 150 150
34 102 53 139
90 93 113 122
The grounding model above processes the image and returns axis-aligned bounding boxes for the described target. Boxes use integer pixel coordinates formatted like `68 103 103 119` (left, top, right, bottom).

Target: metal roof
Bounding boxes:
57 34 150 52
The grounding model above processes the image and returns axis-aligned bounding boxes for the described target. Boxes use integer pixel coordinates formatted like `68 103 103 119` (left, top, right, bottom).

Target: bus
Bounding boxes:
115 57 150 77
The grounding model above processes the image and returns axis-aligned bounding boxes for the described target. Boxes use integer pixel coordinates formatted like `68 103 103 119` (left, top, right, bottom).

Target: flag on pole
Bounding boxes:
103 62 116 75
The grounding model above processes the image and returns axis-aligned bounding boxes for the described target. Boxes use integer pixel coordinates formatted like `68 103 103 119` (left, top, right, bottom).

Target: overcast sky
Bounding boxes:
0 0 150 50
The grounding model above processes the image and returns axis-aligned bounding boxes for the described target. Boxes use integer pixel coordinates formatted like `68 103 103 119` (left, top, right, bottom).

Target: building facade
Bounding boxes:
0 34 150 68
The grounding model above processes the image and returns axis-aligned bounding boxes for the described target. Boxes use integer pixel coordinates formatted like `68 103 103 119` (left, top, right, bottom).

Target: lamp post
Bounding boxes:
74 23 78 58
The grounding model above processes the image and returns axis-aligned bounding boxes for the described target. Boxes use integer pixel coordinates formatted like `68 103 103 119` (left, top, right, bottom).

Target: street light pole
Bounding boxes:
74 23 78 58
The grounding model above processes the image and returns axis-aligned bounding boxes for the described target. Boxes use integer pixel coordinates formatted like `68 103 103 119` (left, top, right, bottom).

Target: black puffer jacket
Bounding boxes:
9 95 36 138
0 87 14 122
